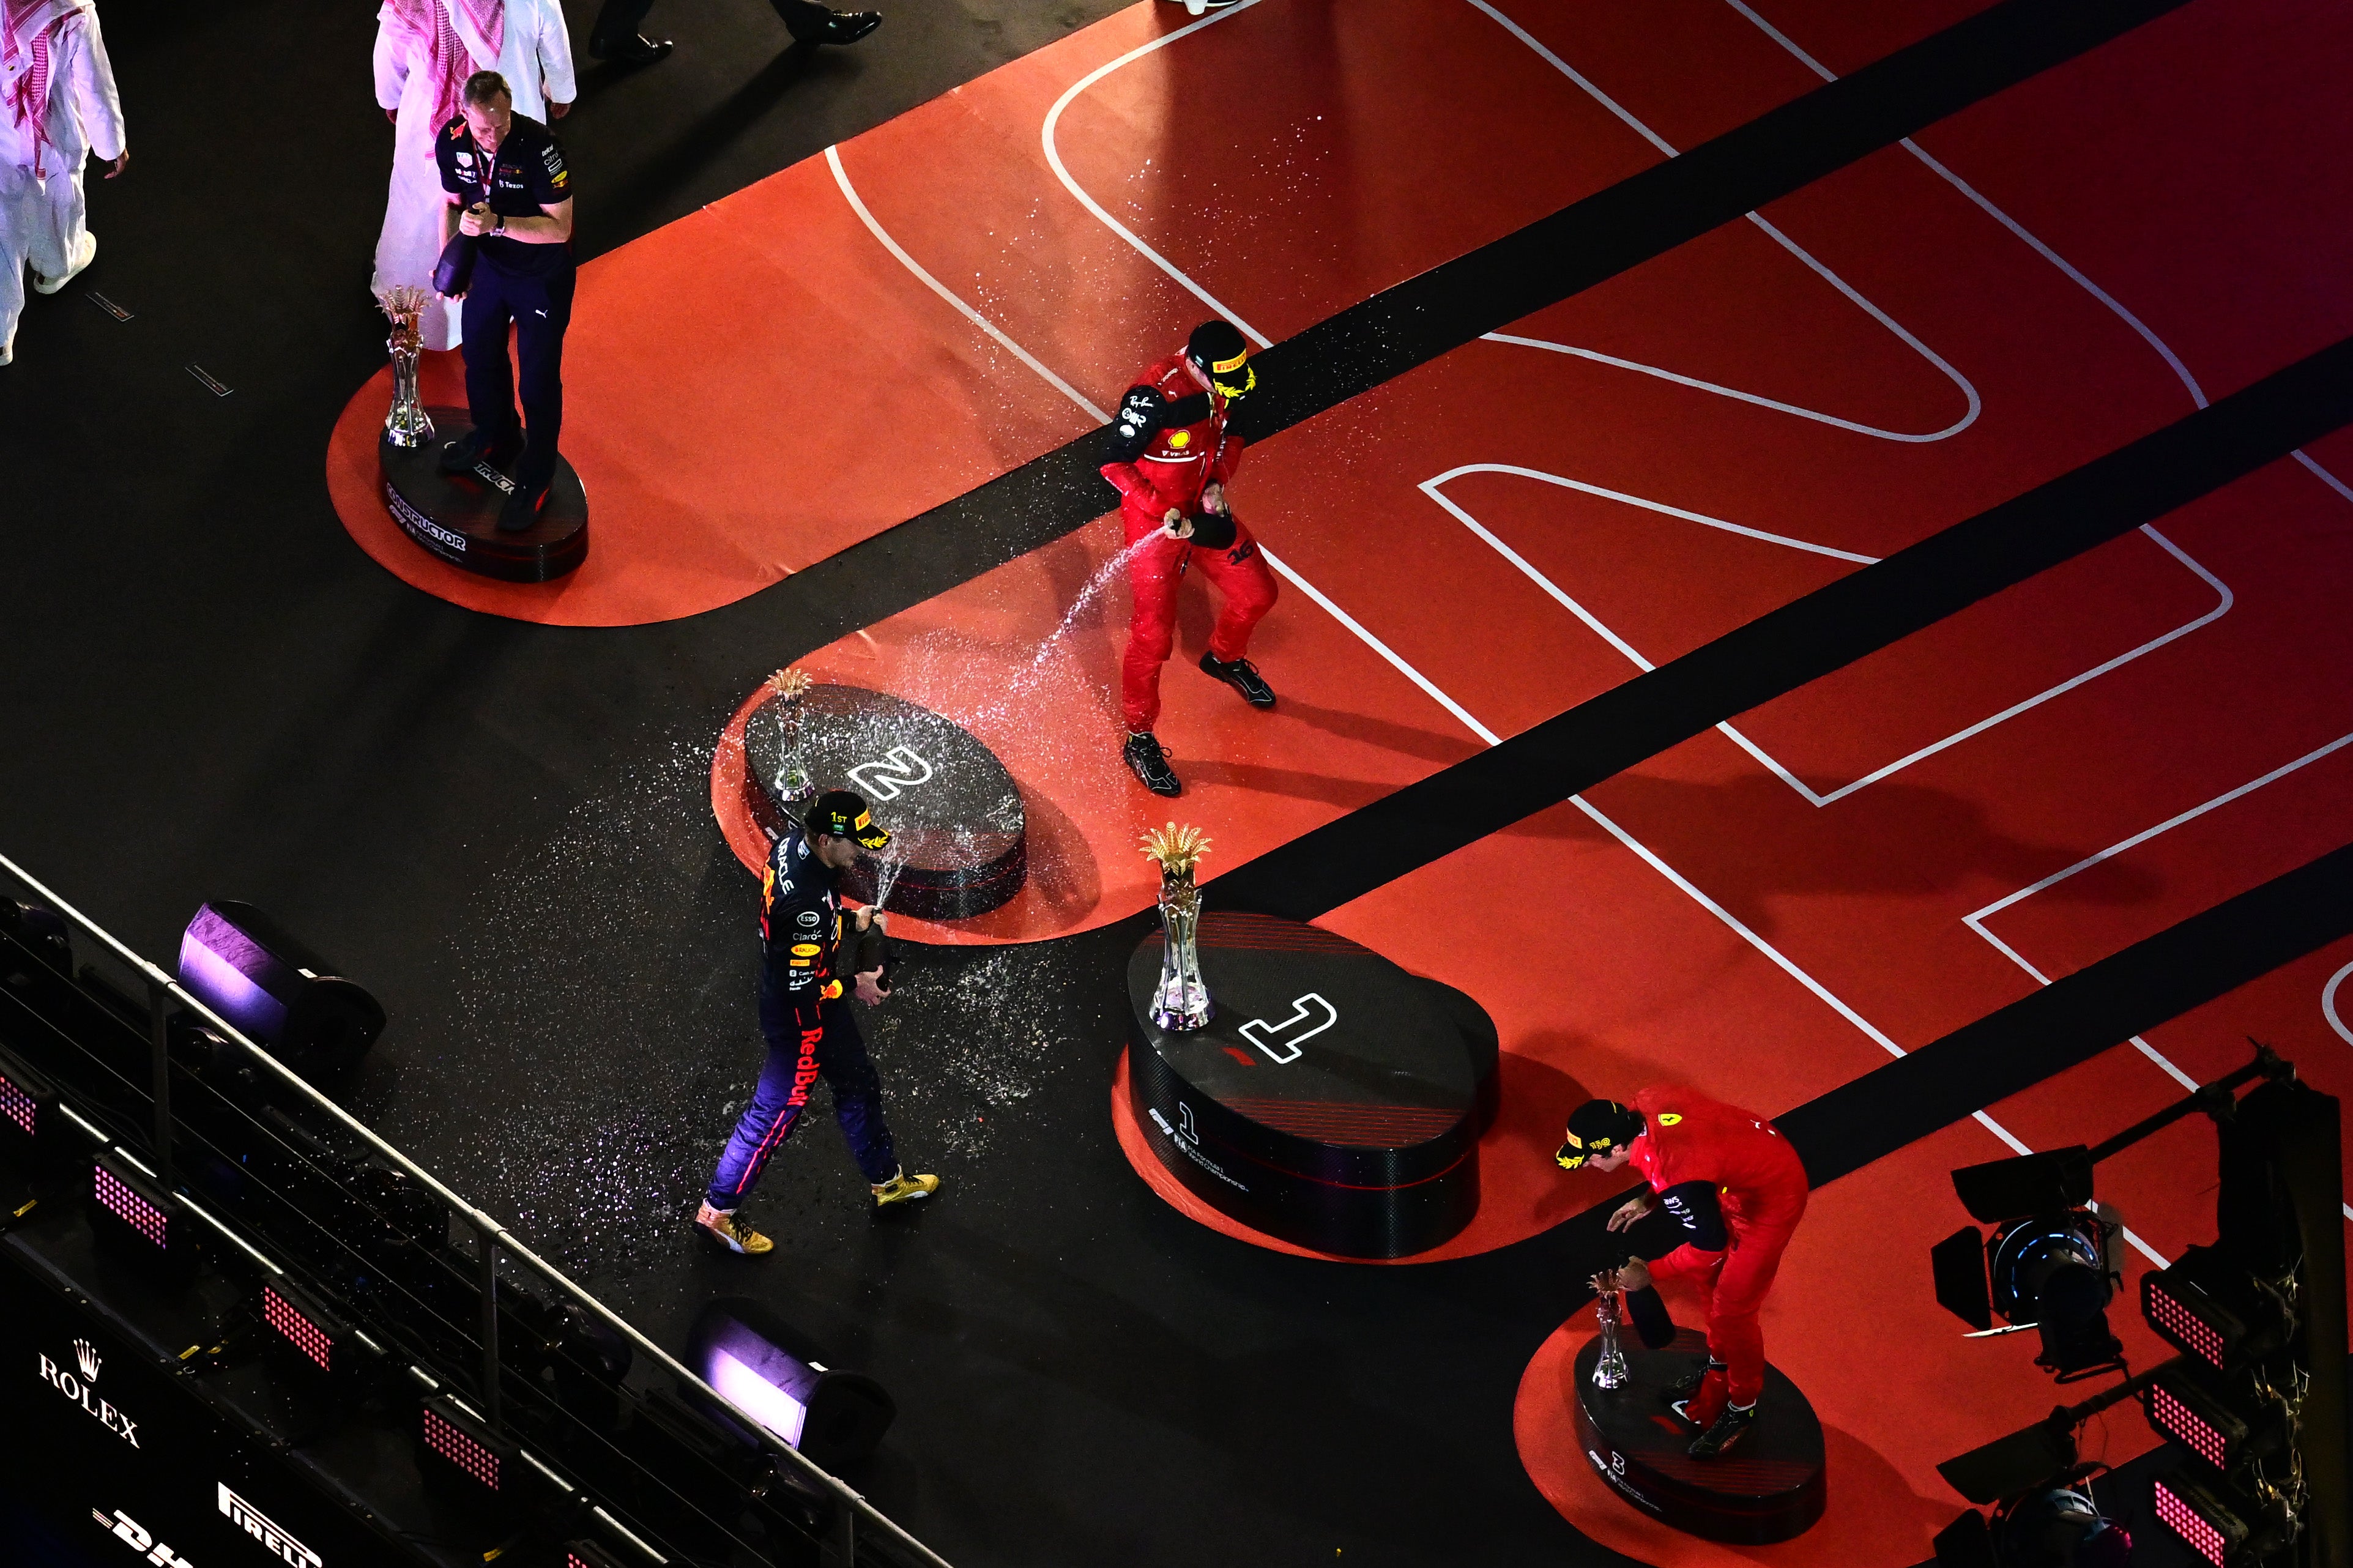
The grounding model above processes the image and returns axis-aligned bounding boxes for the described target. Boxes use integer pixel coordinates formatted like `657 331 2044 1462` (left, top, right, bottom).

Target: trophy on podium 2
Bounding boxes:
765 667 818 814
377 285 435 449
1143 823 1213 1031
1592 1285 1630 1390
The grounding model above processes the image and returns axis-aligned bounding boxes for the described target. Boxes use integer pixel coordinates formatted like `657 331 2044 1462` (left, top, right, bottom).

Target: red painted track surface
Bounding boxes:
354 0 2353 1559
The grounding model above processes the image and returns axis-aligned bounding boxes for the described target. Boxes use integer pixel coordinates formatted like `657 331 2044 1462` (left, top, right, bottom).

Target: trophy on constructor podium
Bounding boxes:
377 285 436 449
1143 823 1213 1031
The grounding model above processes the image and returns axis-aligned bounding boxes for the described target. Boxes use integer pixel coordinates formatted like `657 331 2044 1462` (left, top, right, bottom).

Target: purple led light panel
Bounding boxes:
263 1287 334 1370
2145 1278 2228 1369
2154 1479 2229 1566
94 1164 168 1249
0 1072 34 1137
423 1407 501 1492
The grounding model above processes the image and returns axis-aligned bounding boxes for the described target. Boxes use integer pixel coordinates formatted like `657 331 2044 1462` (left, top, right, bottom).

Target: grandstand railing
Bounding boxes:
0 849 951 1568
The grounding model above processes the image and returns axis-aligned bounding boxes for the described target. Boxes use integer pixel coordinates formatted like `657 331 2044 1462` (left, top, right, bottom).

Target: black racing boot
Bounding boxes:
1199 650 1275 707
1688 1402 1758 1458
783 5 880 45
1124 732 1181 797
1662 1356 1725 1402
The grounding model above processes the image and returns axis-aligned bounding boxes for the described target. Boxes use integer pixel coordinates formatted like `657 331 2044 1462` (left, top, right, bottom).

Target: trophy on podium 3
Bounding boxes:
377 285 435 450
1143 823 1213 1031
1592 1285 1630 1390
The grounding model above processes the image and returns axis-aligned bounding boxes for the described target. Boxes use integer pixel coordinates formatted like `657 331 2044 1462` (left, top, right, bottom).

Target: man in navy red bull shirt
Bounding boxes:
1558 1088 1810 1457
696 789 940 1255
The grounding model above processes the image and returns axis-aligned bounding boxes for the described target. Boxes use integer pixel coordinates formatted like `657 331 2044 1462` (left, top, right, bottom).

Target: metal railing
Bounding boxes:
0 849 953 1568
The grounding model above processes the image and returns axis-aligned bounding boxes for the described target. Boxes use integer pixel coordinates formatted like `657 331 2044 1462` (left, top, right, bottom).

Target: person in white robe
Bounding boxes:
0 0 124 365
371 0 573 351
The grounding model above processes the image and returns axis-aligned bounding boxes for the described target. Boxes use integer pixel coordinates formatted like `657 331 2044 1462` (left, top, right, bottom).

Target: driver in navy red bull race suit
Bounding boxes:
696 789 941 1256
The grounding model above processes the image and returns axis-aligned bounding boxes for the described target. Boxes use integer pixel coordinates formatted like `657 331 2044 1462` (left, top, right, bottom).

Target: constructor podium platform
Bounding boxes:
380 407 588 582
1123 912 1497 1258
744 683 1026 921
1573 1329 1825 1544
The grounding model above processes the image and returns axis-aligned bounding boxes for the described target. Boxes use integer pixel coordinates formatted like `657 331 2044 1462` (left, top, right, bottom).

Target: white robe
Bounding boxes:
0 1 124 354
370 0 575 351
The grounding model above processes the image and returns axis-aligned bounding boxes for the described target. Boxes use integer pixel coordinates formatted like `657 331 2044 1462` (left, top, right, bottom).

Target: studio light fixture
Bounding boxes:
2140 1247 2292 1374
260 1279 381 1386
688 1298 895 1470
0 1041 64 1172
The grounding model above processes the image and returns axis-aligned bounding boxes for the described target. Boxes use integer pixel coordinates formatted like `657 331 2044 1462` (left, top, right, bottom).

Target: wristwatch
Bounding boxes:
493 213 505 236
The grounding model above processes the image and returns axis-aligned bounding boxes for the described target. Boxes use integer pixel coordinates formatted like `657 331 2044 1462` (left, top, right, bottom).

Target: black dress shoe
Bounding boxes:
499 482 550 533
1199 650 1275 707
437 426 515 476
590 31 672 63
1123 732 1181 797
789 9 881 45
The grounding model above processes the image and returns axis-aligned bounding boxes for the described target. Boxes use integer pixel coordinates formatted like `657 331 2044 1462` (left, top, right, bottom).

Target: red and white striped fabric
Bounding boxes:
2 0 84 175
383 0 504 135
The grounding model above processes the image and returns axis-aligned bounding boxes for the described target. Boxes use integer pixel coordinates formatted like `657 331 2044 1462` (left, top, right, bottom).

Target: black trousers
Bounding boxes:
593 0 837 45
460 259 573 494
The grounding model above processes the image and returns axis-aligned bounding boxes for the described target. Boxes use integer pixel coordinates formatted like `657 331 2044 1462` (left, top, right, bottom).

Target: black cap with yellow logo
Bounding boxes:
805 789 891 850
1555 1099 1645 1170
1186 319 1256 401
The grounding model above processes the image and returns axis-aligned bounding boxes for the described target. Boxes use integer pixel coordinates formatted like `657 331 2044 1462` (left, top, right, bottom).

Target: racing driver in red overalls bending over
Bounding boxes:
1099 319 1279 796
1558 1089 1810 1457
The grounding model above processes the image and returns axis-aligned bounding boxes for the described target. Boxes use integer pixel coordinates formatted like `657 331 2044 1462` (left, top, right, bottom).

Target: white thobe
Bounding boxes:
0 3 124 354
370 0 575 351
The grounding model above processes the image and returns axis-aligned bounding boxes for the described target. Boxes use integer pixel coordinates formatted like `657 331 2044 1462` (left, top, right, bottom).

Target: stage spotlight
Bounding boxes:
2140 1247 2292 1375
1929 1209 2123 1381
88 1151 203 1279
563 1540 625 1568
1950 1147 2094 1225
688 1298 895 1470
177 901 384 1064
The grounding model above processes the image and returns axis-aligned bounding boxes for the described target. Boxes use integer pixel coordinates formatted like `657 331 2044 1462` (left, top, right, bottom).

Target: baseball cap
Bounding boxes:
1555 1099 1643 1170
1186 319 1256 400
805 790 891 849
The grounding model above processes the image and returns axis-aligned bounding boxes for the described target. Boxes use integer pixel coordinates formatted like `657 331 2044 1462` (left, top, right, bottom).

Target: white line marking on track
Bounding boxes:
1040 0 1273 349
835 131 2061 1209
872 3 2217 1252
1717 0 2353 505
1962 727 2353 1224
827 145 1112 423
1465 0 1979 442
1421 464 2231 808
2324 961 2353 1050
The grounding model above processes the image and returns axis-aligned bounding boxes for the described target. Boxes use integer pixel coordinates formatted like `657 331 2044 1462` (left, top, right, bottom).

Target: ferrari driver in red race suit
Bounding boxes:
1558 1089 1810 1457
1099 319 1279 797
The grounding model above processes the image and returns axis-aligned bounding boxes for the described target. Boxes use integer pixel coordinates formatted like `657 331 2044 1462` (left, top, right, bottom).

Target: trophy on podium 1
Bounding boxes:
377 285 435 449
1592 1285 1630 1390
1142 823 1213 1031
765 667 818 814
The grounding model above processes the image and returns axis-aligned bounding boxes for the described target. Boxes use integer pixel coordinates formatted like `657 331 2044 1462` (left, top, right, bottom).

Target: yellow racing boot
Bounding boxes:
871 1169 941 1209
696 1201 774 1255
